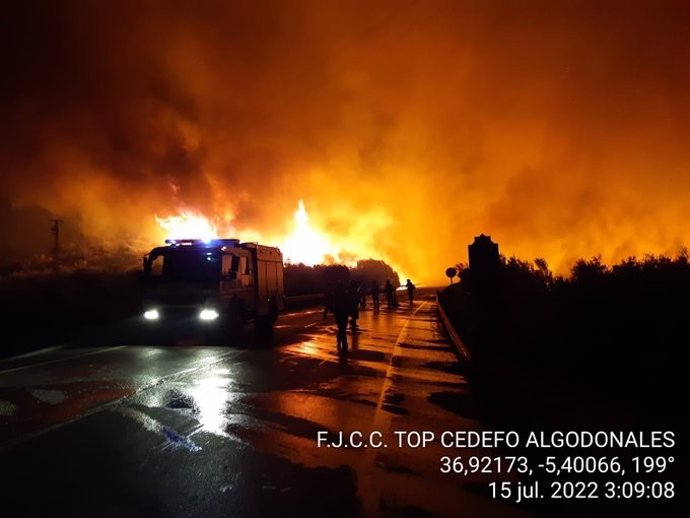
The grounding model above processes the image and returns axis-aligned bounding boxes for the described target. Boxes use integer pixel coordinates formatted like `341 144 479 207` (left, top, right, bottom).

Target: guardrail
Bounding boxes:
436 293 472 361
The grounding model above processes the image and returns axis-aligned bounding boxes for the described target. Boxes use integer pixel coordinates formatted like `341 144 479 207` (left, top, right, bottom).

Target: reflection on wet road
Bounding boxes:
0 296 530 517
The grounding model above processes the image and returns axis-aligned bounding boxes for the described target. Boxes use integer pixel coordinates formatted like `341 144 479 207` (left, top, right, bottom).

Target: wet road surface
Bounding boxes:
0 295 530 517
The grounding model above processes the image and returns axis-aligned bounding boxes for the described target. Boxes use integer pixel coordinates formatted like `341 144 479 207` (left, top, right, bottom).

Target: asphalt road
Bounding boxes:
0 293 530 518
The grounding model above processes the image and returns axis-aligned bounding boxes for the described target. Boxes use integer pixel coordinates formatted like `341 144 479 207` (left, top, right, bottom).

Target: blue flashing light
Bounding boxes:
164 238 241 247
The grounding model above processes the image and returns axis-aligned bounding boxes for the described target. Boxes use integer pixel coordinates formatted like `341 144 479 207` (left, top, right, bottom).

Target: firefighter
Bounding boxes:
384 279 395 308
371 280 380 310
349 280 360 332
405 278 416 306
323 286 332 319
331 282 351 354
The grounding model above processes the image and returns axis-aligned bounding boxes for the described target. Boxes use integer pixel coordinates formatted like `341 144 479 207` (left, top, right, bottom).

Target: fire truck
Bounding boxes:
141 238 284 333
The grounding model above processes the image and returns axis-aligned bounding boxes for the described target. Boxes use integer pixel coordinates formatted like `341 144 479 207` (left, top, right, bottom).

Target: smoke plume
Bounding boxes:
2 0 689 282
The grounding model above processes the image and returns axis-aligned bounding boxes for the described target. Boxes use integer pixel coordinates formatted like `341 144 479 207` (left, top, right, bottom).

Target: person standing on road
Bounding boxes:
349 280 360 332
405 278 416 306
371 280 380 310
331 282 351 354
322 286 332 319
384 279 395 309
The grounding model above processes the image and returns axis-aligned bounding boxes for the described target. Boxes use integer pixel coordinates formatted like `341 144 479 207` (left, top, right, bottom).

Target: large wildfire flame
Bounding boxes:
155 200 362 268
279 200 342 266
155 212 219 242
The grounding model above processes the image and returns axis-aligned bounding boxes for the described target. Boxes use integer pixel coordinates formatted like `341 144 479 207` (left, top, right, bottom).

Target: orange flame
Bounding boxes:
155 201 345 265
279 200 340 265
153 201 405 279
155 211 219 242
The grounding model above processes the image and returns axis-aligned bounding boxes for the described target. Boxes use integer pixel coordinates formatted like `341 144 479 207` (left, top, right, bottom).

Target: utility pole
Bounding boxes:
51 219 62 274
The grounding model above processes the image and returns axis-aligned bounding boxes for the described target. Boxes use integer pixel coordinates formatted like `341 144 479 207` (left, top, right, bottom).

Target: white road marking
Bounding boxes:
4 345 66 361
283 309 322 317
359 299 430 515
0 346 126 376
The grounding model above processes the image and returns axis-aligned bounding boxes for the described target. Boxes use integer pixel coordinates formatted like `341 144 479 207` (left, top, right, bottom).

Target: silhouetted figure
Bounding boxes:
405 278 415 306
349 280 360 332
323 287 332 318
331 282 351 354
371 280 380 310
384 279 395 308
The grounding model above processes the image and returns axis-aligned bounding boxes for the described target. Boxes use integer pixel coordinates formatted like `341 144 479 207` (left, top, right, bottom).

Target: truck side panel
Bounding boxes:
257 259 268 315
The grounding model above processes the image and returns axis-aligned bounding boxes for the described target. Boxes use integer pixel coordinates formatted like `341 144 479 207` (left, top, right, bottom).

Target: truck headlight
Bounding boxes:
143 309 160 320
199 308 220 321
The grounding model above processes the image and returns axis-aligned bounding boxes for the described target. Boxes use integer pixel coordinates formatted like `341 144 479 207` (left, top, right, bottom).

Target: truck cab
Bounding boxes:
141 238 284 333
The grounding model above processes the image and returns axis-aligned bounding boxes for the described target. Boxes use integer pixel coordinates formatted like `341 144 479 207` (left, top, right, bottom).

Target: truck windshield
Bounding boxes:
159 248 221 282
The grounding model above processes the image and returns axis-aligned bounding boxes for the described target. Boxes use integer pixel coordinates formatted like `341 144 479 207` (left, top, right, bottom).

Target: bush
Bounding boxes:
442 252 688 418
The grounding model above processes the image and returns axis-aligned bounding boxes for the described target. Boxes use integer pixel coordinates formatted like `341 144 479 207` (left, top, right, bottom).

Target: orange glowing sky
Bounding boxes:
1 1 689 283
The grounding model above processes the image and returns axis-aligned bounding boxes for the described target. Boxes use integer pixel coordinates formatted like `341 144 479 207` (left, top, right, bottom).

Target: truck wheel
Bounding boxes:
223 301 245 337
255 297 278 335
254 314 274 335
